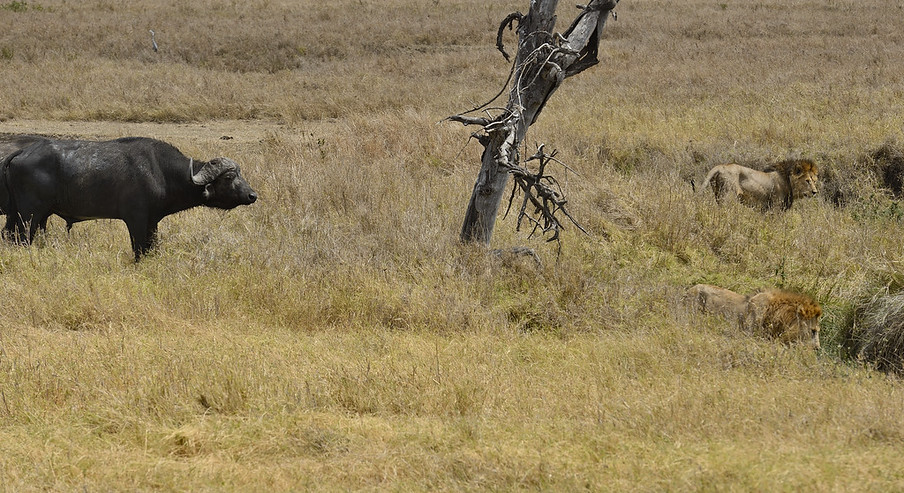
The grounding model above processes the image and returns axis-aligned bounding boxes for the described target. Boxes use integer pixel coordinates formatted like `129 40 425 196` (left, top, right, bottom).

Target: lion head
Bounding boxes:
746 288 822 349
767 159 819 201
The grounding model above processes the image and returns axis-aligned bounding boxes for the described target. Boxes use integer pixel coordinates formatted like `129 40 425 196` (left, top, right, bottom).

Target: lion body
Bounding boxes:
685 284 749 323
745 288 822 349
700 159 819 209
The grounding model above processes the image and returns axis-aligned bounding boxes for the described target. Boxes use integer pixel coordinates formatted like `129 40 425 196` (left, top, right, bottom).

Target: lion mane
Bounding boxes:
698 158 819 210
745 288 822 349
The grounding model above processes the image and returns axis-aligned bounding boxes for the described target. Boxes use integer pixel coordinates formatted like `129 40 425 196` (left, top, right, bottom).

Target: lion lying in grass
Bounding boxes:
686 284 822 349
699 159 819 210
745 288 822 350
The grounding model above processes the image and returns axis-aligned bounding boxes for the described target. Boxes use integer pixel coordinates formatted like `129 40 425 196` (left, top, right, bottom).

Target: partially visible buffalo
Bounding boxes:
2 137 258 260
0 134 50 217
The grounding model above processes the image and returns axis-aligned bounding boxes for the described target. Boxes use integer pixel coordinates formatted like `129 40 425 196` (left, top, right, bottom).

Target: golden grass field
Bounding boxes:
1 0 904 490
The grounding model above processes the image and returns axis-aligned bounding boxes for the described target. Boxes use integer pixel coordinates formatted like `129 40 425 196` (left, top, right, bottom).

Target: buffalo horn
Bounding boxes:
191 158 238 186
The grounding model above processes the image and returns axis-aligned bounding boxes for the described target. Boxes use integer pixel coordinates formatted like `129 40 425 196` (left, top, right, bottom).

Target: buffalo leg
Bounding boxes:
125 218 159 261
125 218 149 261
3 213 26 243
9 191 50 244
28 211 52 243
7 214 58 244
5 211 41 244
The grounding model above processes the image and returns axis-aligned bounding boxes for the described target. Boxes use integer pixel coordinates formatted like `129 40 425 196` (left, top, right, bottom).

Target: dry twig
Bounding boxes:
502 144 589 248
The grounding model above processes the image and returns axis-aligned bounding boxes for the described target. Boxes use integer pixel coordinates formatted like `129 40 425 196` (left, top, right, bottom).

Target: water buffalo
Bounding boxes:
2 136 257 260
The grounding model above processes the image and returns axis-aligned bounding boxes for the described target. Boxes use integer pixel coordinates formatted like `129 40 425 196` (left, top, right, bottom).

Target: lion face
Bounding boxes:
803 319 821 350
789 161 819 199
781 316 821 350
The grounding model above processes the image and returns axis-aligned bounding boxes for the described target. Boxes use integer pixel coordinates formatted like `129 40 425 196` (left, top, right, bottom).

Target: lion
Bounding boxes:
744 288 822 349
698 159 819 210
685 284 749 324
686 284 822 350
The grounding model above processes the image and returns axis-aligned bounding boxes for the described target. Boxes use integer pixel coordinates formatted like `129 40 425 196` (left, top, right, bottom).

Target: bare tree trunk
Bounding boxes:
454 0 619 245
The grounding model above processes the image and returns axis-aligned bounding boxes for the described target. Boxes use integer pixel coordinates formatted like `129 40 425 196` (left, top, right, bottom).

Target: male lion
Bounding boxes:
744 288 822 349
699 159 819 210
685 284 749 324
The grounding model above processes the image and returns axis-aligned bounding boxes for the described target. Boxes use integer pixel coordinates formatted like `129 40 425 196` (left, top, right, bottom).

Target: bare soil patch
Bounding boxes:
0 119 291 144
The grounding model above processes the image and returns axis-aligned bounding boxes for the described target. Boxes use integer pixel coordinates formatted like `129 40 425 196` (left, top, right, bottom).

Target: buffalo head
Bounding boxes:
191 157 258 209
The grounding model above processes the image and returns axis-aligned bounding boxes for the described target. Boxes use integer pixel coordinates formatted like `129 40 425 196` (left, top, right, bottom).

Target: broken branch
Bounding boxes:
496 11 524 62
446 115 491 127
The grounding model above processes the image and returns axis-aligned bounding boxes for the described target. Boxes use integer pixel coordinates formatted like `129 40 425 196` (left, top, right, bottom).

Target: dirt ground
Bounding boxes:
0 119 290 145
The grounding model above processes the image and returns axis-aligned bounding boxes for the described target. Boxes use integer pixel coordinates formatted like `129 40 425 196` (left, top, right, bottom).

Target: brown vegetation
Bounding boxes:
0 0 904 490
844 291 904 375
870 142 904 198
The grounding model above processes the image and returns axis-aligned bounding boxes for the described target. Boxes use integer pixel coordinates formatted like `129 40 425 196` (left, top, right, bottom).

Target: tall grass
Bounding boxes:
1 0 904 490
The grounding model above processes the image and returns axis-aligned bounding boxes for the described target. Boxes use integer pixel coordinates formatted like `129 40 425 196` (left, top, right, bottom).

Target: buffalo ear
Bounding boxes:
191 158 238 186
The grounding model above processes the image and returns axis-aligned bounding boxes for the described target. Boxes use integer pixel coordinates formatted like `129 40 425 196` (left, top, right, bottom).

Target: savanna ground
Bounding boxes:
1 0 904 490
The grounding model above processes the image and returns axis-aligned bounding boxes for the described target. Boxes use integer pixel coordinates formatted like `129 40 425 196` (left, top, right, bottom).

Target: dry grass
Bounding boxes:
844 288 904 375
1 0 904 490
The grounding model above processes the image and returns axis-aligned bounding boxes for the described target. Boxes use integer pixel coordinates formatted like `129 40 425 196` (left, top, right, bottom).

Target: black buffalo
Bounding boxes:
2 136 258 260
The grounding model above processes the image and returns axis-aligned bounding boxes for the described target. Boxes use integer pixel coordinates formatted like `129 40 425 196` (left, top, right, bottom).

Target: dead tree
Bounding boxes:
449 0 619 246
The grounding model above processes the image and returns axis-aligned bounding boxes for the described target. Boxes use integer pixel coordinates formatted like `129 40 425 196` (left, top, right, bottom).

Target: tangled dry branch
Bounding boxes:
503 144 588 246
